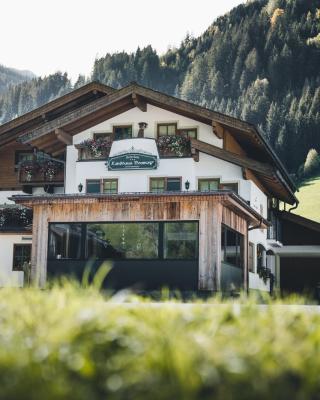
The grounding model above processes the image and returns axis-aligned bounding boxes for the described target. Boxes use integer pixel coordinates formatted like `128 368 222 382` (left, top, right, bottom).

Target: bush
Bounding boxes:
0 285 320 399
303 148 320 178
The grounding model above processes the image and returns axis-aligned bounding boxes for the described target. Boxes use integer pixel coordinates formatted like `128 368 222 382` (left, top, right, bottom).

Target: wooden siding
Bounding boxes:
28 195 249 291
0 142 30 189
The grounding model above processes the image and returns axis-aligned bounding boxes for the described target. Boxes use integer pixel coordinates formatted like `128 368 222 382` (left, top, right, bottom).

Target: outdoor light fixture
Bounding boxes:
185 180 190 191
78 183 83 193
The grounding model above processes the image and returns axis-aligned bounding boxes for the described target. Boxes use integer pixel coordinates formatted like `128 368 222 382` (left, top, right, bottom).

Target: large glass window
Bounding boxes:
198 179 219 192
114 125 132 140
48 221 198 261
221 225 243 269
86 223 159 259
13 244 31 271
164 222 198 259
48 224 82 259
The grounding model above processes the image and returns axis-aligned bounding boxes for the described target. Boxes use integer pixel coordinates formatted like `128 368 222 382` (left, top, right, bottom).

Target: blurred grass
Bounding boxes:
0 282 320 399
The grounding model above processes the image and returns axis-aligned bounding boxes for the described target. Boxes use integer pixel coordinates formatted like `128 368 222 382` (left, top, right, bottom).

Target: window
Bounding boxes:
86 222 159 259
93 132 113 141
103 179 118 194
220 182 238 194
179 128 197 139
48 221 198 261
48 224 82 260
150 177 181 193
15 151 34 167
198 179 219 192
163 222 198 259
157 123 177 137
221 225 244 269
113 125 132 140
13 244 31 271
257 244 266 270
248 242 255 273
86 180 101 194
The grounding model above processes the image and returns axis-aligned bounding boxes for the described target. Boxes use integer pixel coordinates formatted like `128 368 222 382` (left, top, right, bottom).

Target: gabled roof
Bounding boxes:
0 81 115 147
0 81 297 204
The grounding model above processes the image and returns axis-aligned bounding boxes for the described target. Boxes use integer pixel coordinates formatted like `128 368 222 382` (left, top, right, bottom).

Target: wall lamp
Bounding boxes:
185 180 190 191
78 183 83 193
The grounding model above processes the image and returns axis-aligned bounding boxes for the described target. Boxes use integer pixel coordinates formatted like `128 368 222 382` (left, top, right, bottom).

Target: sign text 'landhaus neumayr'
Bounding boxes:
107 152 158 171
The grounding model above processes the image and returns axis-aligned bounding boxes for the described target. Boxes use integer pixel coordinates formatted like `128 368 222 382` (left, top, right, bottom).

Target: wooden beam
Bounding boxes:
52 148 66 157
212 121 224 139
55 128 72 145
191 138 274 176
42 142 65 156
132 93 147 112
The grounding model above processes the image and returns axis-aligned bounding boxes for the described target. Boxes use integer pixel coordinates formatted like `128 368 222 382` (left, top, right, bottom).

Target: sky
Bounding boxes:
1 0 244 82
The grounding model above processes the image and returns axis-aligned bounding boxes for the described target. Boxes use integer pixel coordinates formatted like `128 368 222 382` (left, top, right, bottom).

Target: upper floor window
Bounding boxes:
103 179 118 194
198 179 219 192
113 125 132 140
179 128 197 139
15 151 33 166
93 132 113 141
86 179 118 194
86 180 101 193
157 123 177 137
150 177 181 193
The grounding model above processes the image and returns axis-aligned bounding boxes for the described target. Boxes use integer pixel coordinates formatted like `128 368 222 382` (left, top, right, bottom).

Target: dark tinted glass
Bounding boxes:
86 223 159 259
163 222 198 259
49 224 82 259
87 180 100 193
167 178 181 191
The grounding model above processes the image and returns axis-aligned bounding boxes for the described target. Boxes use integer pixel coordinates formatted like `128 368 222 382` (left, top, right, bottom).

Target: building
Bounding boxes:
0 81 318 294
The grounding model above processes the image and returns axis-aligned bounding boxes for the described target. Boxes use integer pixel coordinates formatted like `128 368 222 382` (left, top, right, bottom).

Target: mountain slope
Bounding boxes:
0 65 35 94
294 176 320 222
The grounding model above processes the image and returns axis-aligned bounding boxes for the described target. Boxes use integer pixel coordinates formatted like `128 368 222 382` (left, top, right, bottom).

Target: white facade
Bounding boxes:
64 104 271 291
0 233 31 287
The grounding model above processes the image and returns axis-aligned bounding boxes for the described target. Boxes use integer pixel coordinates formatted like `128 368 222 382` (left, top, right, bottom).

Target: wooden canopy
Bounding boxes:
0 81 297 204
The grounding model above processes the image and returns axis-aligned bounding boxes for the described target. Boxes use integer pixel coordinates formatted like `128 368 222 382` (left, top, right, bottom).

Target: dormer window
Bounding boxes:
113 125 132 140
157 123 177 137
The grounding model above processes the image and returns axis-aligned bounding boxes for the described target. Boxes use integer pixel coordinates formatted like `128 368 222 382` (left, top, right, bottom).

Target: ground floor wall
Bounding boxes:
0 233 32 287
29 195 249 291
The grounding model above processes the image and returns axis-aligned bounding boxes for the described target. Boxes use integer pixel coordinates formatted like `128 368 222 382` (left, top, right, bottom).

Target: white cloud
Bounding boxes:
0 0 244 81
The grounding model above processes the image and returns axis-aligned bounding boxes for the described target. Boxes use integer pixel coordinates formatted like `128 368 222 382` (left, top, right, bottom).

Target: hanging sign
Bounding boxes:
107 152 158 171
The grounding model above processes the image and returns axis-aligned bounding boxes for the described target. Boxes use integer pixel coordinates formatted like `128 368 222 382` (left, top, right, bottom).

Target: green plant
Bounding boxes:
156 135 191 157
0 284 320 399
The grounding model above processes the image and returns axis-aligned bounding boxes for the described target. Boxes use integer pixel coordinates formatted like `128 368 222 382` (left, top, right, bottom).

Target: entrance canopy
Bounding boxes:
271 245 320 258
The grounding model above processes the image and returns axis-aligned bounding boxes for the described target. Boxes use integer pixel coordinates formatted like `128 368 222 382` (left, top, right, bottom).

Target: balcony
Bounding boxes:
19 160 64 185
76 136 192 161
0 206 32 232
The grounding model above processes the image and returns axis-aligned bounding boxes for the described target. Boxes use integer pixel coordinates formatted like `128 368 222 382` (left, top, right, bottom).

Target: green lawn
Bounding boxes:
0 283 320 399
293 176 320 222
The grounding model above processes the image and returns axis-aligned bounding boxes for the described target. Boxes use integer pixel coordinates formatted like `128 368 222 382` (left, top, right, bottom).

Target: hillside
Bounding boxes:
0 0 319 174
293 176 320 222
0 65 35 94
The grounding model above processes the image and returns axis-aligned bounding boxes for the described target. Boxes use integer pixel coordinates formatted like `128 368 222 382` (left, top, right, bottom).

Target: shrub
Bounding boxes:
302 148 320 178
0 285 320 399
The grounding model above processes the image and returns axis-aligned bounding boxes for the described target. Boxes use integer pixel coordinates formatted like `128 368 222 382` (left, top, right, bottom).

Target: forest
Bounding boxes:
0 0 319 174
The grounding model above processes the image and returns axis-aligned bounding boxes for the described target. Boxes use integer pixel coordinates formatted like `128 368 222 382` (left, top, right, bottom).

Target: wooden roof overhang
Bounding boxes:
0 82 115 148
10 190 270 229
3 82 296 204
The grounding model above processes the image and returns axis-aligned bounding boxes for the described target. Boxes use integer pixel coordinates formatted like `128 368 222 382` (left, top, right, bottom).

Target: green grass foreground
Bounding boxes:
0 284 320 399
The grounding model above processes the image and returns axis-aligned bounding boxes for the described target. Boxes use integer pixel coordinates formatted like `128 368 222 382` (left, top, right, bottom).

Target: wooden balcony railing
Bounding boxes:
76 136 192 161
18 160 64 185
